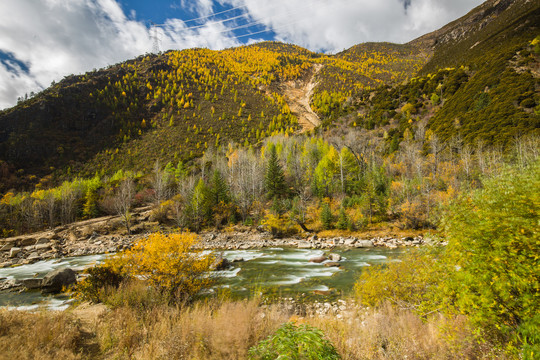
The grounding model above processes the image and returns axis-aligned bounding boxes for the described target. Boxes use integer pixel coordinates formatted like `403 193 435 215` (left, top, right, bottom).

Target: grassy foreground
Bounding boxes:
0 297 497 360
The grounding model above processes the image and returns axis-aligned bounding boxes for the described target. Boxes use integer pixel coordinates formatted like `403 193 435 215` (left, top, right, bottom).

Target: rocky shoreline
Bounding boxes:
0 207 440 268
197 230 434 251
0 209 442 296
0 229 433 269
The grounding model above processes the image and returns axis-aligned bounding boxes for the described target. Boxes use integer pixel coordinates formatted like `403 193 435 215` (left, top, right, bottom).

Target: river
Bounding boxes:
0 247 407 310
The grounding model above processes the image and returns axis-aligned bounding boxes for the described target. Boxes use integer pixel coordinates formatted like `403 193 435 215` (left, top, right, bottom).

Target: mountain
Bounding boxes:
0 0 538 193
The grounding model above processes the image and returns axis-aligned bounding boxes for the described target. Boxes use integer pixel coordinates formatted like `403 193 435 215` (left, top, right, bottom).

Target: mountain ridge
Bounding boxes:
0 0 538 193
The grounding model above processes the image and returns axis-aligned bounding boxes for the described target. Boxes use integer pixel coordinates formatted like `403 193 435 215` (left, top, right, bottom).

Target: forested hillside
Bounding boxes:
0 0 538 238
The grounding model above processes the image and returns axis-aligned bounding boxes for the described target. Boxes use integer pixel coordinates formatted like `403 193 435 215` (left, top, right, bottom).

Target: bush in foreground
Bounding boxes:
249 322 340 360
77 231 215 304
440 161 540 356
354 161 540 358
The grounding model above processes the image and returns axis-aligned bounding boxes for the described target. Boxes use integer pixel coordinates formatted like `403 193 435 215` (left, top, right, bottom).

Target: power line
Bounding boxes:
182 4 248 23
214 1 329 36
150 1 329 51
175 12 249 31
174 1 325 35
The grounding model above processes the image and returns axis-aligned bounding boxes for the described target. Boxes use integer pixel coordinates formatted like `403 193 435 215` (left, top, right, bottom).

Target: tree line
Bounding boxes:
1 129 538 237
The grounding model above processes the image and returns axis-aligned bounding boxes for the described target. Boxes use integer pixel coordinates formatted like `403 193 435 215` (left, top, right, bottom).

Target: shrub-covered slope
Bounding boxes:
0 41 426 192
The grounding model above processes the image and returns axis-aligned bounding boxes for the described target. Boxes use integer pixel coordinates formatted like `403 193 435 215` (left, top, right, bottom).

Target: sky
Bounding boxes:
0 0 484 110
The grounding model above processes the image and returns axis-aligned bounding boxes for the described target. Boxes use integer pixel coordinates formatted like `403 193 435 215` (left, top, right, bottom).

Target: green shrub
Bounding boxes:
248 322 340 360
354 248 443 312
440 161 540 352
75 263 125 304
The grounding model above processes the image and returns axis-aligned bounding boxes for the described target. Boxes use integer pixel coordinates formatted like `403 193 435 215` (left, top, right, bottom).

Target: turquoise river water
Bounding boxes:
0 247 407 310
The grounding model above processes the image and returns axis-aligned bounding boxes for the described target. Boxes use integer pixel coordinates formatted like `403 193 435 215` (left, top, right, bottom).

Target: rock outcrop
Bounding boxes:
41 268 77 294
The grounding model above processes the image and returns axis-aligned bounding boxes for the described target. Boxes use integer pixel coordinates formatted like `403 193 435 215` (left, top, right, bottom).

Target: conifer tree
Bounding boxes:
265 144 286 199
336 206 349 230
209 169 230 206
320 202 334 230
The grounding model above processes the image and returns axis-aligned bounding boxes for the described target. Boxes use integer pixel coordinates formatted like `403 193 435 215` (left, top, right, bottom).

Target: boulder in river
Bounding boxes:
309 256 327 263
328 253 341 262
21 278 42 290
210 256 231 271
41 268 77 294
324 262 341 267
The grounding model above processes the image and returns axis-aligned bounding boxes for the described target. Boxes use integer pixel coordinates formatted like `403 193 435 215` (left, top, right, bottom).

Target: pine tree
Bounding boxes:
82 188 99 219
209 170 230 207
265 144 286 199
336 206 349 230
320 202 334 230
190 178 208 231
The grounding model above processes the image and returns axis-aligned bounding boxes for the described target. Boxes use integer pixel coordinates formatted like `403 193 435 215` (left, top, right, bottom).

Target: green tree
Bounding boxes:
82 188 99 219
190 178 208 231
336 206 349 230
209 169 230 207
264 144 286 199
320 202 334 230
440 162 540 353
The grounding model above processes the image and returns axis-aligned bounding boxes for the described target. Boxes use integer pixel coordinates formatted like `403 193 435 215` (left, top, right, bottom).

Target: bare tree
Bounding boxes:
60 183 77 225
460 144 473 181
114 178 135 234
43 191 57 229
173 175 196 228
151 161 170 205
476 139 486 175
228 148 264 221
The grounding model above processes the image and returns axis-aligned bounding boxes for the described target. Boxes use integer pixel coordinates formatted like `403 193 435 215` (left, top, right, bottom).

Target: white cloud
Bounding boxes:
223 0 484 52
0 0 484 109
0 0 239 109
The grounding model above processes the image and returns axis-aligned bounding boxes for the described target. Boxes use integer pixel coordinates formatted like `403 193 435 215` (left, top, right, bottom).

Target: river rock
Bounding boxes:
309 256 327 263
297 241 312 249
19 237 36 247
41 268 77 294
0 243 14 251
9 247 21 258
0 279 19 291
355 240 374 248
324 262 341 267
21 278 42 290
210 257 231 271
328 253 342 262
27 252 41 261
35 243 52 251
35 238 50 245
67 232 78 243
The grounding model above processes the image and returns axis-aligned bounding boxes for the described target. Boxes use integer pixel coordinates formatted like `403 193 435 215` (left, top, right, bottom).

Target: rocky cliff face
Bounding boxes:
409 0 518 50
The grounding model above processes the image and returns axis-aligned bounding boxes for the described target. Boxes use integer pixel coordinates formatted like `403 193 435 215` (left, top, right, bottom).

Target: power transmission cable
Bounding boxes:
154 0 325 33
214 1 329 36
150 0 329 51
181 4 248 23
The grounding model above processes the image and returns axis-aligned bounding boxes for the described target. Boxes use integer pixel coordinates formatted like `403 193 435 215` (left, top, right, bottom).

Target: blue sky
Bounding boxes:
0 0 484 109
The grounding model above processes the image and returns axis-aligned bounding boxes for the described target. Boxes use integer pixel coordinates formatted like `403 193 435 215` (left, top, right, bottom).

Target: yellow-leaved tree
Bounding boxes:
78 232 215 304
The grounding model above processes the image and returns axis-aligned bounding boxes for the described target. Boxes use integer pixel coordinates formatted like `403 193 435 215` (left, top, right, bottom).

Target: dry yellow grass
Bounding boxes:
0 299 504 360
